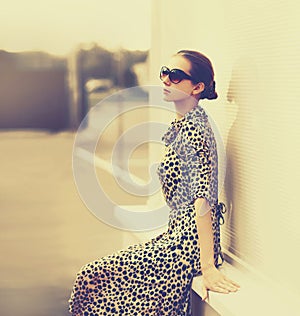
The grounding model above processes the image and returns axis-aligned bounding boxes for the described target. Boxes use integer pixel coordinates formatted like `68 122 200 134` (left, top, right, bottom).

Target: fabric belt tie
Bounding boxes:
216 202 227 225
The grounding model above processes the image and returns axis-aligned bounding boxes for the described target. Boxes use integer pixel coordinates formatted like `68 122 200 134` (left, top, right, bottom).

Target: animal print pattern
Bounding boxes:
68 105 226 315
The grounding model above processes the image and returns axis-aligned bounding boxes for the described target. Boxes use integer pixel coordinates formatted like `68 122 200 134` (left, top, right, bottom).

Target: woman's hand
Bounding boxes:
201 266 240 301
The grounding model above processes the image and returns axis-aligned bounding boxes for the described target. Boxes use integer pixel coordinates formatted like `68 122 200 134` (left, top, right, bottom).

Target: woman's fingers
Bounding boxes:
217 278 240 291
212 285 230 294
223 275 241 288
202 268 240 295
208 278 239 293
218 281 239 292
202 280 240 301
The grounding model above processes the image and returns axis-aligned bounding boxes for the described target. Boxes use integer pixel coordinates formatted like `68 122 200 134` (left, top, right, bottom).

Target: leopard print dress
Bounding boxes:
68 104 226 316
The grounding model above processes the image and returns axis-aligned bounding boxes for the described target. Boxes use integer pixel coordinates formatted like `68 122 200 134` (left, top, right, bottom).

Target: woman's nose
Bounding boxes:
162 76 171 86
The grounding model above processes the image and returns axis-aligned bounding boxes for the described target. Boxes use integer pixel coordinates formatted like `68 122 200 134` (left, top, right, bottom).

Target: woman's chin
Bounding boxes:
163 95 173 102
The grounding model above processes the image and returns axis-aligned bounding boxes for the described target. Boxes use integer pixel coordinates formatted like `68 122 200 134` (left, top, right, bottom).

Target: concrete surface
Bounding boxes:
0 128 154 316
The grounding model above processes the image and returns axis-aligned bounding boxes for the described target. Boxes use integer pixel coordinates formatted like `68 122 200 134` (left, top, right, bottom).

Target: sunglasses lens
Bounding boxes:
160 67 169 80
169 70 182 83
160 67 190 84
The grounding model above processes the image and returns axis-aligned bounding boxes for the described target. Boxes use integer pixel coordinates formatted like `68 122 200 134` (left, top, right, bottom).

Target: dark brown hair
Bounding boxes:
176 50 218 100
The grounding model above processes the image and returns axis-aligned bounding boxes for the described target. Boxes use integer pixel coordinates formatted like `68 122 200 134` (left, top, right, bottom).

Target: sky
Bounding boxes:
0 0 151 55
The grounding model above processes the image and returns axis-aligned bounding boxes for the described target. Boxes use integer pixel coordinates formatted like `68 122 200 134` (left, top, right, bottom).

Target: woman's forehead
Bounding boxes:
167 55 191 72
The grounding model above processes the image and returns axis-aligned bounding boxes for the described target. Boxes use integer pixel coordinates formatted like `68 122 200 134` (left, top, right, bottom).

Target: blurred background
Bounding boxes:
0 1 152 315
1 0 300 315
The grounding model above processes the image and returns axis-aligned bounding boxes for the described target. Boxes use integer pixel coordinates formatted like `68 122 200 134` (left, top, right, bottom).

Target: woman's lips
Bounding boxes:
163 88 171 94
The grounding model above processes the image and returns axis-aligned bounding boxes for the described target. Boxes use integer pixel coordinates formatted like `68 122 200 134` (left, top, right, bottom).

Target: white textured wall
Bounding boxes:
149 0 300 310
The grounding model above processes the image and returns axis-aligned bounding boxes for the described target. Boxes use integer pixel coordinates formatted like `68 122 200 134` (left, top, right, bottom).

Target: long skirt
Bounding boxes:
68 205 202 316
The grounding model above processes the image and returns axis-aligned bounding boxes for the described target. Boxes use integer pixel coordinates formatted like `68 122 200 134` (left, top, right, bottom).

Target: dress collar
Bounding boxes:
162 105 205 145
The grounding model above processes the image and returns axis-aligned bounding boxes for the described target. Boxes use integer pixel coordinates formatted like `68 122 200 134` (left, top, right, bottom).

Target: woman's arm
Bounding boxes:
194 197 240 300
194 198 215 271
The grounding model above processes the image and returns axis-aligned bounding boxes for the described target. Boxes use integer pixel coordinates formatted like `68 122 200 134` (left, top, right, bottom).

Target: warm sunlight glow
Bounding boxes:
0 0 151 55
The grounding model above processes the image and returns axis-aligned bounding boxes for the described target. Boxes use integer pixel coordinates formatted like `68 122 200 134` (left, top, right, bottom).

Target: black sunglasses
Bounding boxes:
159 66 194 84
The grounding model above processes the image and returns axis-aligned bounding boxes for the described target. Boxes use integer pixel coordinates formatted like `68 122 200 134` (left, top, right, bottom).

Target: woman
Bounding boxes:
69 50 240 316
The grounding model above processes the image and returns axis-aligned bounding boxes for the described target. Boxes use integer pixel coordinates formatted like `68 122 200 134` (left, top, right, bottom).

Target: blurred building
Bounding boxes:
0 46 148 132
0 50 69 131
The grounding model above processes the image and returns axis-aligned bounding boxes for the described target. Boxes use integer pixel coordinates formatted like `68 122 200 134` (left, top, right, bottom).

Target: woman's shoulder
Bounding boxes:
179 105 217 152
180 115 206 145
182 105 208 130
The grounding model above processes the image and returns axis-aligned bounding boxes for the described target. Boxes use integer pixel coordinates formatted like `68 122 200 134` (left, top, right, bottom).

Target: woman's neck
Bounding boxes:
174 98 199 120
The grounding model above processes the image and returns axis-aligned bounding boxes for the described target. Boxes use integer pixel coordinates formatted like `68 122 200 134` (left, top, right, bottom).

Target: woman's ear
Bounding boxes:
192 82 205 96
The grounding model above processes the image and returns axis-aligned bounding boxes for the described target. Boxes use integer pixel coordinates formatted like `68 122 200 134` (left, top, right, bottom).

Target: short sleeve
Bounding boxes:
171 121 214 207
186 146 212 205
171 121 209 159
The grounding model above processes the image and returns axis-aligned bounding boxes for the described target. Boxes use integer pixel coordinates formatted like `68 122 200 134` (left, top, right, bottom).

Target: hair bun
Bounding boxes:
177 50 217 101
201 80 218 100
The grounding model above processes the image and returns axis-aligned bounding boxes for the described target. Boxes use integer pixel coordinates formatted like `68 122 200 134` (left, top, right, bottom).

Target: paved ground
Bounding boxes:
0 125 165 316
